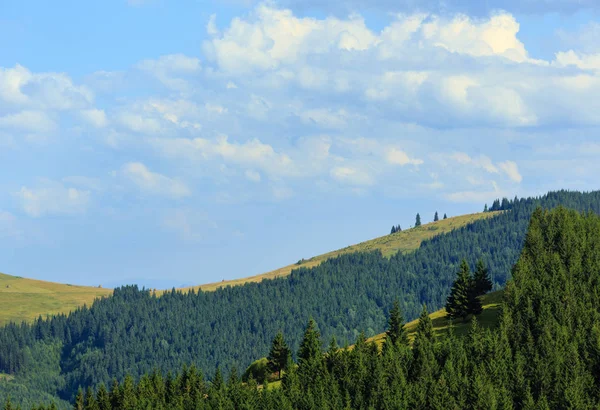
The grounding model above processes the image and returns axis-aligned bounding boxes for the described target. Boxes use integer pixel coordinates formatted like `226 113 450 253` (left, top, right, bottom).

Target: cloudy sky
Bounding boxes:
1 0 599 287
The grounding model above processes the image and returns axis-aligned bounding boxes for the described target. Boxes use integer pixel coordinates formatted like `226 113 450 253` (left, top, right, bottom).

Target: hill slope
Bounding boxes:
0 212 496 326
186 212 499 292
366 290 503 347
0 273 112 326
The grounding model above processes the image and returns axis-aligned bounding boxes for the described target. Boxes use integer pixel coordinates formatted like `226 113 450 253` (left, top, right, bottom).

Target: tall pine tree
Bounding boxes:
415 213 422 227
267 331 291 379
385 299 409 346
434 211 439 222
446 259 482 320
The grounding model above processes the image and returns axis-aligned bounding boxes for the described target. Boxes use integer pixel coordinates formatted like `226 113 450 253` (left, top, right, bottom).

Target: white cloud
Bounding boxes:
0 110 56 133
16 181 91 217
445 181 504 203
386 148 423 166
117 112 163 134
79 108 108 128
149 135 300 179
0 64 93 110
136 54 201 91
245 169 261 182
498 160 523 183
122 162 191 198
300 109 348 129
330 166 374 186
448 152 498 173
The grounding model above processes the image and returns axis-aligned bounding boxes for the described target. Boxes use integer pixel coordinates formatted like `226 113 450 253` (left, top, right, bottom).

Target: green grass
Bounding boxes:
0 272 113 326
365 290 503 348
181 211 500 293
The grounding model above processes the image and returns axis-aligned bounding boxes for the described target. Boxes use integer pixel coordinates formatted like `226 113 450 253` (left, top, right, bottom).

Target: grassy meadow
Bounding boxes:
0 272 112 326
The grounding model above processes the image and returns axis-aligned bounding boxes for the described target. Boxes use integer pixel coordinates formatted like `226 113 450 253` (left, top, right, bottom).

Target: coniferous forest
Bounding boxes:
2 190 600 408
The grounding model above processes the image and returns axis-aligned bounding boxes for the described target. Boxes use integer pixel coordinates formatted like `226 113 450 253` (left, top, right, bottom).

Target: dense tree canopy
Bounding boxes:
2 190 600 407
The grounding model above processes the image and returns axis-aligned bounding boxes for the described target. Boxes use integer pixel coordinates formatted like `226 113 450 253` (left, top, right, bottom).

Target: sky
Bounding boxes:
0 0 599 288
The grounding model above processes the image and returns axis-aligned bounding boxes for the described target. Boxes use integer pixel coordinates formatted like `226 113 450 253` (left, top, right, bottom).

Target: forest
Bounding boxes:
6 205 600 409
2 190 600 408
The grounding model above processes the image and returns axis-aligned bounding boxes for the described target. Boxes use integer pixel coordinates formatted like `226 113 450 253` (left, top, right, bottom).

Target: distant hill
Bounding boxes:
183 212 499 292
0 212 494 326
0 273 112 326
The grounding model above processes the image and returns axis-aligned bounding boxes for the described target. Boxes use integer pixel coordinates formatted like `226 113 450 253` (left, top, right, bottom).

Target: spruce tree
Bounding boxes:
415 213 422 227
84 387 99 410
434 211 439 222
390 226 396 234
267 331 291 379
385 299 408 346
446 259 473 320
74 388 84 410
473 259 493 296
444 213 447 219
96 384 111 410
298 319 322 364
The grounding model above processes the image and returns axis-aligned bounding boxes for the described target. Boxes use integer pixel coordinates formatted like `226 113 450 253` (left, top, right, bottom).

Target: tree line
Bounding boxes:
2 190 600 406
8 206 600 408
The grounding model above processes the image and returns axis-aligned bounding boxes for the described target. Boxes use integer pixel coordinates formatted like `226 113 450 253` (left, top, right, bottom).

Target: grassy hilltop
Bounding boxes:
0 273 112 326
184 211 499 292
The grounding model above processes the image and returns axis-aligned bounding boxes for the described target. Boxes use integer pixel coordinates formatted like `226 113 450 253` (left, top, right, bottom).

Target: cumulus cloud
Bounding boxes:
0 64 93 110
16 181 91 217
136 54 201 91
122 162 191 198
386 148 423 166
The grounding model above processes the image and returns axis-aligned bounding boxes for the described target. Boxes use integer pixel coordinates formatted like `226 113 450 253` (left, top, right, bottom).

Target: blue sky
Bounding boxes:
0 0 599 288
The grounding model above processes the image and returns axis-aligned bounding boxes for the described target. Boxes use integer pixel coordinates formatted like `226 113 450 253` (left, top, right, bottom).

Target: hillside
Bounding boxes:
3 190 600 407
366 290 503 347
0 272 112 326
186 212 499 292
0 213 496 326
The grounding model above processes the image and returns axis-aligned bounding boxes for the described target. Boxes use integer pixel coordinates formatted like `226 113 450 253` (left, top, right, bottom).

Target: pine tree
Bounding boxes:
96 384 111 410
415 213 421 227
84 387 99 410
267 331 291 379
434 211 439 222
298 319 322 364
74 388 84 410
396 224 401 232
484 204 488 212
390 226 396 234
3 397 13 410
446 259 473 320
385 299 408 346
444 213 447 219
473 259 493 296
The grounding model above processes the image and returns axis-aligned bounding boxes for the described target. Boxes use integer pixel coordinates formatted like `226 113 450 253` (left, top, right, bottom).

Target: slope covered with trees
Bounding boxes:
2 190 600 406
15 205 600 409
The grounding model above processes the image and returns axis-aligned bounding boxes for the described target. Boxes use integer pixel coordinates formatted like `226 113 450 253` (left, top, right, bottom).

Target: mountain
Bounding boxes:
0 212 494 325
2 190 600 407
15 205 600 409
0 273 112 326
